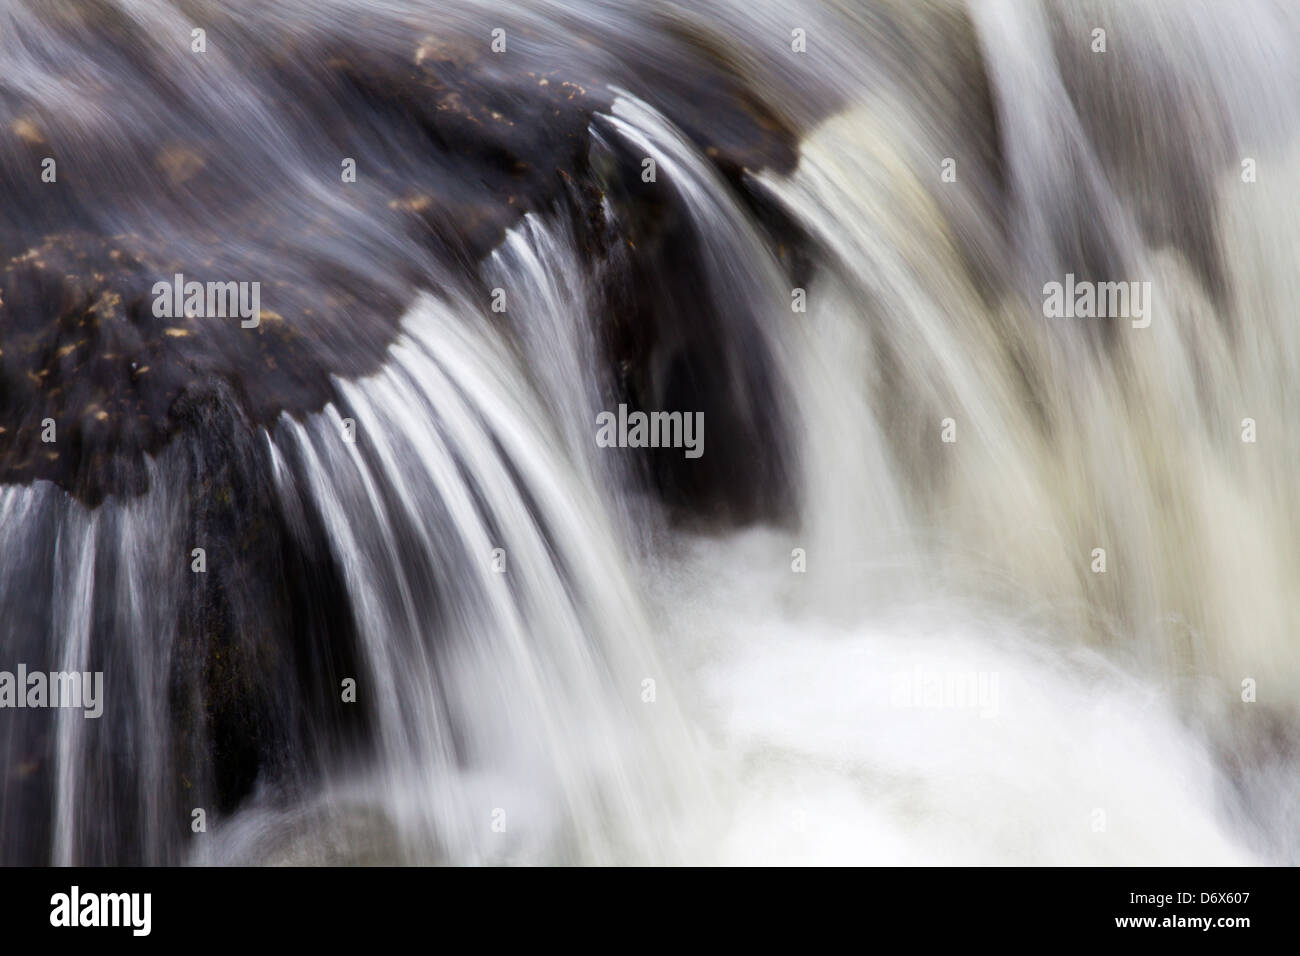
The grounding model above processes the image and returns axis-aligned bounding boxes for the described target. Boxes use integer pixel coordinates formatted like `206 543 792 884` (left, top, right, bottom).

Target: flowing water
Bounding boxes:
1 0 1297 865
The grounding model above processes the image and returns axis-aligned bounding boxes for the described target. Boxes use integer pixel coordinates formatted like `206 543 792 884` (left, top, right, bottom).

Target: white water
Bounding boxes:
204 77 1295 864
620 84 1286 864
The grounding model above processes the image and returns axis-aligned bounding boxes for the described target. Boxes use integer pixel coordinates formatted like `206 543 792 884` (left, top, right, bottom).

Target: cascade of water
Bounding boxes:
2 0 1297 867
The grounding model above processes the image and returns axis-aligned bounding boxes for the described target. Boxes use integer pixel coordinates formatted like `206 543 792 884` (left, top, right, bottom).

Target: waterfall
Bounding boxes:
254 288 704 864
1 0 1297 865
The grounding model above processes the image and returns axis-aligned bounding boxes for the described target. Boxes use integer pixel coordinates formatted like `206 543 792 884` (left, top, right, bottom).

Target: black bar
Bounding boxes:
0 866 1289 944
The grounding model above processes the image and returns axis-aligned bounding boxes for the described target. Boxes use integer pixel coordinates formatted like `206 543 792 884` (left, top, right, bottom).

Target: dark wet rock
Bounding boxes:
584 123 799 527
0 233 400 503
